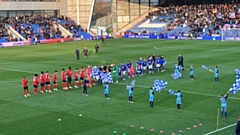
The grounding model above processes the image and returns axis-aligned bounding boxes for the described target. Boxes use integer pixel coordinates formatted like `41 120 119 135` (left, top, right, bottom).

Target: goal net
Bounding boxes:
221 27 240 41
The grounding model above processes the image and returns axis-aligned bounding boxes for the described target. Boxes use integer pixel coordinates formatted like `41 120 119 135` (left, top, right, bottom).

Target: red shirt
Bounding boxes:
22 78 28 87
33 76 38 85
67 70 72 78
40 74 45 83
53 73 57 82
80 69 84 77
45 73 50 82
74 70 78 79
61 71 66 80
86 68 91 76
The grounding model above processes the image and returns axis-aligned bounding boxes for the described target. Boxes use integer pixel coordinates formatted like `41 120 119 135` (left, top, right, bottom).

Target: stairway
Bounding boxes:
116 7 159 35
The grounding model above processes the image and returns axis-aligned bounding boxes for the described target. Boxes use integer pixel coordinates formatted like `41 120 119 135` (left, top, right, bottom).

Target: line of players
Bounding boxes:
21 54 166 97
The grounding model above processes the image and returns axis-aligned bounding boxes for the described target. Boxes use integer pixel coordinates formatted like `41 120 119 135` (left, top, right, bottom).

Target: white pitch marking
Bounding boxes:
202 123 236 135
116 83 240 100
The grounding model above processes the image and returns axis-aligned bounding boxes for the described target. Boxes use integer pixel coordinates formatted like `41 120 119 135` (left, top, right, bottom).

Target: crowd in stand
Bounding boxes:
57 15 86 38
146 3 240 36
0 14 90 43
0 18 14 42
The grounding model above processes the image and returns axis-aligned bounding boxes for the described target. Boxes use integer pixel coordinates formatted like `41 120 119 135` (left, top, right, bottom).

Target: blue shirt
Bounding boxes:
160 59 165 65
215 68 219 74
190 67 194 74
104 84 109 91
148 59 153 65
121 64 127 71
174 64 178 69
136 60 141 66
220 94 228 107
175 92 182 100
128 86 133 94
139 60 143 65
127 62 132 69
156 58 161 64
143 60 147 66
149 89 154 97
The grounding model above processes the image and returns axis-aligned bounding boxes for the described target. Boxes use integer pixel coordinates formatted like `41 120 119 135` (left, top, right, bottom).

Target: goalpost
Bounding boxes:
221 28 240 41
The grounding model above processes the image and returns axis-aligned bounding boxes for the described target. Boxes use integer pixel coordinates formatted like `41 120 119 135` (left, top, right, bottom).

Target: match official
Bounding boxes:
178 54 184 70
95 44 99 53
76 47 80 60
83 47 88 59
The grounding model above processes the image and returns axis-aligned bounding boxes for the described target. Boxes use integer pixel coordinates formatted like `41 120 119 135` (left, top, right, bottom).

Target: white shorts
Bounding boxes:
149 65 153 69
156 64 160 67
127 69 130 72
122 71 126 75
142 66 147 70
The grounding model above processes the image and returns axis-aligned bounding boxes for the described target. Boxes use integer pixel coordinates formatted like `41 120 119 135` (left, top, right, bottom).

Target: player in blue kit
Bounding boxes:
235 69 239 80
220 91 229 117
174 90 183 110
148 56 154 74
142 59 147 74
149 87 154 107
136 65 141 76
214 66 219 82
139 57 143 75
121 62 127 80
126 61 132 78
136 59 142 75
160 55 166 72
127 84 134 103
104 82 110 99
156 56 161 72
174 63 178 73
189 64 194 80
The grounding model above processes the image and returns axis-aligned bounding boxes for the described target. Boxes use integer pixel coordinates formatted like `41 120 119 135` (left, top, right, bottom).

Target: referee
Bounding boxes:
178 54 184 70
75 47 80 60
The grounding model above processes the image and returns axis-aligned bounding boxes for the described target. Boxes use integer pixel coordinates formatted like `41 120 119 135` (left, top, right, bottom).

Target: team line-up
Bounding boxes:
21 54 240 115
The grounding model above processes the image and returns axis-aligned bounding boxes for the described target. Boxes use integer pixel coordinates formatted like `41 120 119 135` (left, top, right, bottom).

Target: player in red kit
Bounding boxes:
33 74 39 95
45 71 52 92
40 71 45 93
80 67 85 86
53 70 58 91
61 68 68 90
74 68 79 88
22 76 30 97
86 65 95 85
67 67 72 89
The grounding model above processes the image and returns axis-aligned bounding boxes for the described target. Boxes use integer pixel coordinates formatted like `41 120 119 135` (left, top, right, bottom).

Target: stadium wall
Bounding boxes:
112 0 158 33
0 1 67 15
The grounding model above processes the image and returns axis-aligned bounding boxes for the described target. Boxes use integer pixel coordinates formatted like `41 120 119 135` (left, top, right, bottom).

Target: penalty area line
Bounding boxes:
203 123 236 135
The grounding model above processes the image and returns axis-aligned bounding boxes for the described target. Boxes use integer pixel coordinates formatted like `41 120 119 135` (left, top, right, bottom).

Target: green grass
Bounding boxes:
0 39 239 135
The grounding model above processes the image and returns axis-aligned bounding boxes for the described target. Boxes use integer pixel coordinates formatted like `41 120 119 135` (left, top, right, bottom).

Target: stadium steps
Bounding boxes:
5 24 27 41
53 22 73 38
115 7 159 36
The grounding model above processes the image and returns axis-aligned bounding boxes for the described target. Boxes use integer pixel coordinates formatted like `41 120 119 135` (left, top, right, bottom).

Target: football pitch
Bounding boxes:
0 39 240 135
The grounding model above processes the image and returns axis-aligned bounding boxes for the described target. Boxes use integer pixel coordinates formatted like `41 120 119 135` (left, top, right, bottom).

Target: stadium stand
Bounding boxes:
4 15 64 43
55 15 91 38
127 3 240 37
0 14 92 43
0 18 10 43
